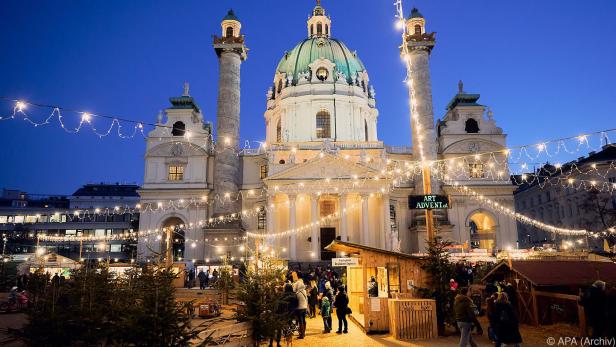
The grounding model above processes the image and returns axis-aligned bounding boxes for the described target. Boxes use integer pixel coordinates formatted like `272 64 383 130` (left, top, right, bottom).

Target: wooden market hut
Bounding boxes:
325 240 437 339
483 259 616 335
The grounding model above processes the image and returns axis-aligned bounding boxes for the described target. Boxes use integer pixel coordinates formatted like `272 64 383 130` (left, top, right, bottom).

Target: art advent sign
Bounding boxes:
408 195 450 210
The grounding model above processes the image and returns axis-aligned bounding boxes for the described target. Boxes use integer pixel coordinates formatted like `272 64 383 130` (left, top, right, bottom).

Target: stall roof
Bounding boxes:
483 260 616 287
325 240 426 260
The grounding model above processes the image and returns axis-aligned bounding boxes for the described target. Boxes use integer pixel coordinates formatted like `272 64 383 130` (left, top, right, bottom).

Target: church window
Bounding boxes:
361 81 366 92
260 165 268 179
414 24 422 35
279 159 286 164
277 79 283 94
325 24 329 36
316 110 331 139
171 121 185 136
320 200 335 218
310 25 314 36
168 165 184 181
364 120 369 141
225 26 234 38
465 118 480 133
257 206 266 229
276 119 282 142
317 22 323 35
389 203 398 234
468 163 484 178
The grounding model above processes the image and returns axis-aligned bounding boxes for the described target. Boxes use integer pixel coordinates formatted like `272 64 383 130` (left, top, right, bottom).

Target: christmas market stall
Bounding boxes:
483 259 616 336
325 240 437 339
18 253 80 278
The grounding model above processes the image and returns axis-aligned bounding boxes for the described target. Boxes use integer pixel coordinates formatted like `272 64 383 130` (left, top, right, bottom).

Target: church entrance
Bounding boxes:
320 227 336 260
160 217 185 261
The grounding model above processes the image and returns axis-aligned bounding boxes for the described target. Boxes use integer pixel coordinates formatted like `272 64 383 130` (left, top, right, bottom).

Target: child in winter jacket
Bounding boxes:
320 296 332 333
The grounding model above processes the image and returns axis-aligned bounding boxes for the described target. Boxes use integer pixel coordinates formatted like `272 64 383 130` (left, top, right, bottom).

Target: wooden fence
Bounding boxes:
387 299 437 341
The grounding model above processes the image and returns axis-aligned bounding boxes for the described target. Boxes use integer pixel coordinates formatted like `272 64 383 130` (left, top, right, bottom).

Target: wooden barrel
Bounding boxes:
387 299 437 340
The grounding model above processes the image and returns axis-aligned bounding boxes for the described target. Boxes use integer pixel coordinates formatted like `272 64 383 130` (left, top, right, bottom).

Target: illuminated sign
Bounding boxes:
408 195 450 209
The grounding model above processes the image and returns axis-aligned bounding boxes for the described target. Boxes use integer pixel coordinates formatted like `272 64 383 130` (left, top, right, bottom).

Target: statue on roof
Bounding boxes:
183 82 190 96
458 80 464 94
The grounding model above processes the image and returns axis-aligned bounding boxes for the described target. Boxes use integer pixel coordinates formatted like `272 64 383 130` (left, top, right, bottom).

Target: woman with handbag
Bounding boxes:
334 285 350 334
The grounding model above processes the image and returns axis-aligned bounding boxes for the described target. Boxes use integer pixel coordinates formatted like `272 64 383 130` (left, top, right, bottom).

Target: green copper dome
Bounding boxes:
276 37 366 84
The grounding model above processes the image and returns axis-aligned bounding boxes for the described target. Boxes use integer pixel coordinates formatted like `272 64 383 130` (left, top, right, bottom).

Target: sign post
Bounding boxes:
408 191 451 242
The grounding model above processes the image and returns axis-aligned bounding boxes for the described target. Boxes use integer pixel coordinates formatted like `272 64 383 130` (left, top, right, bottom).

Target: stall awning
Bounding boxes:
324 240 426 260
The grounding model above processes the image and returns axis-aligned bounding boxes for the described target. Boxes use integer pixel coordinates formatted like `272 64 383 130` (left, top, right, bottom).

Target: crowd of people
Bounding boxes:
454 285 522 347
267 265 350 347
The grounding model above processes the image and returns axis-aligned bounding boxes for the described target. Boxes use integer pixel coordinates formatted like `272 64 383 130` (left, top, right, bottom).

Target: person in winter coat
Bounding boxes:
486 293 499 344
334 285 350 334
493 292 522 347
579 280 607 338
454 287 483 347
323 281 334 303
293 279 308 339
320 296 332 333
197 270 207 290
308 280 319 318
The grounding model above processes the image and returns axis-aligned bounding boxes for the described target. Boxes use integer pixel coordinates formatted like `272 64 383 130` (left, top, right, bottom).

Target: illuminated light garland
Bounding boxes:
440 176 588 236
0 97 269 156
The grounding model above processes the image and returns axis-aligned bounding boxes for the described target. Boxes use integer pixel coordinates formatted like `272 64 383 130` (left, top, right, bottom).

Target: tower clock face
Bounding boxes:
316 67 329 81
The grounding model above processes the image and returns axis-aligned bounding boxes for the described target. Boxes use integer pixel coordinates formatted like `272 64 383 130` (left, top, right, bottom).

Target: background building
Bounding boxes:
0 183 140 262
514 144 616 250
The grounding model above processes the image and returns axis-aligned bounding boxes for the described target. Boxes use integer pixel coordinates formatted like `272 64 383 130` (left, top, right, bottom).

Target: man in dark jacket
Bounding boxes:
334 285 350 334
454 287 482 347
580 280 607 338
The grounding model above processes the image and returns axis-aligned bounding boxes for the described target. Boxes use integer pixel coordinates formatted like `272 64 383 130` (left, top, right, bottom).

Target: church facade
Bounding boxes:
137 3 517 264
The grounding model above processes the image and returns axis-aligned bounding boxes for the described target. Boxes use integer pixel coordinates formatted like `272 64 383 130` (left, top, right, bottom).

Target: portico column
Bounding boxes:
383 194 391 250
288 194 297 260
361 194 369 246
339 194 348 242
267 194 275 247
311 194 319 260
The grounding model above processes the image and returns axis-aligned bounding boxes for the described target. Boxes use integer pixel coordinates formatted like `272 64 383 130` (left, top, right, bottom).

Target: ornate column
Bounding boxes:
267 194 275 246
212 16 248 216
361 194 369 246
339 194 348 242
288 194 297 260
382 194 391 250
311 194 319 259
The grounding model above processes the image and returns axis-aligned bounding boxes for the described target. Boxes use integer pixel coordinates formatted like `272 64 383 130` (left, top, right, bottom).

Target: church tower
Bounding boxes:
212 10 248 216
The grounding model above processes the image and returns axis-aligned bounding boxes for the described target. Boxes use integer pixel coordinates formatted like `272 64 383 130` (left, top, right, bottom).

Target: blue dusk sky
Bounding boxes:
1 0 615 195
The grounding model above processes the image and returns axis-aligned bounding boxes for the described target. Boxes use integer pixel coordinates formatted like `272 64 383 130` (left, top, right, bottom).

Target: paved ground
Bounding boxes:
290 314 577 347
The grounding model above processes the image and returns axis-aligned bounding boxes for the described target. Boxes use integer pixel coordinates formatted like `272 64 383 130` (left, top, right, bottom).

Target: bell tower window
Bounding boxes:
276 119 282 142
465 118 480 133
316 110 331 139
168 165 184 181
414 24 422 35
225 26 234 38
325 24 329 36
171 121 185 136
317 22 323 36
310 25 314 36
277 80 283 94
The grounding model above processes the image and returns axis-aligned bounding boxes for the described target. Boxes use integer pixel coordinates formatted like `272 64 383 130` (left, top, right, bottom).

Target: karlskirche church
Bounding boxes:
136 3 517 264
